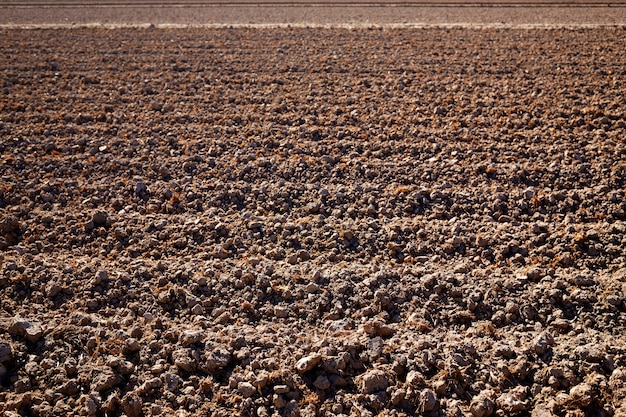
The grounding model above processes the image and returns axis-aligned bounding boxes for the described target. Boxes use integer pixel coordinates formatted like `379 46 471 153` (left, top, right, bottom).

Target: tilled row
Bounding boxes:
1 27 626 416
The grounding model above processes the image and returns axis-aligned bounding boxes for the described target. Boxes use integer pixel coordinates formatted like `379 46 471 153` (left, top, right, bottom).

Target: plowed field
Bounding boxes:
1 25 626 417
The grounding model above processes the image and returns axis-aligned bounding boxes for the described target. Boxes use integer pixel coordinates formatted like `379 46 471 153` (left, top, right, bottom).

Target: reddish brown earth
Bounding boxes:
1 26 626 417
1 0 626 27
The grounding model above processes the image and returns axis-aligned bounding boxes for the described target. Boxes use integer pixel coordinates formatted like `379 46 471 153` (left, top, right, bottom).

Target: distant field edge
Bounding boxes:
1 22 625 28
2 1 626 6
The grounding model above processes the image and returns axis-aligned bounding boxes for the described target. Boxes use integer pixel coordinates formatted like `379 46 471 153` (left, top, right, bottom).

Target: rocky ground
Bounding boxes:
1 27 626 417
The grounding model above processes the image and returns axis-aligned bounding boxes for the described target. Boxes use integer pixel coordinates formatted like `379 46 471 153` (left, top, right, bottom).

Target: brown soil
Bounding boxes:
1 27 626 417
1 0 626 27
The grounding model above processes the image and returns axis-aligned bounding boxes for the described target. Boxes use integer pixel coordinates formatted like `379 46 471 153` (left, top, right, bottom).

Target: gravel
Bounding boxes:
0 27 625 416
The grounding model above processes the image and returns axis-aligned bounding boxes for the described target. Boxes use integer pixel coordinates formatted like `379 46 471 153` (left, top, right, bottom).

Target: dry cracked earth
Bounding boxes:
1 27 626 417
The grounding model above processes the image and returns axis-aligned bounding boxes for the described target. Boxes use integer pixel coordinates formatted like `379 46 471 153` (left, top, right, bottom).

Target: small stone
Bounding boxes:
8 318 44 342
273 394 287 408
573 275 596 287
552 318 571 331
313 375 331 390
179 330 205 346
523 188 534 199
527 267 544 281
238 381 257 398
85 396 99 415
0 342 13 363
391 388 406 406
419 388 437 412
121 393 143 417
118 360 135 375
341 229 354 241
0 215 20 234
406 370 425 387
496 386 529 413
531 403 557 417
92 210 108 227
164 373 181 392
470 390 495 417
607 294 622 306
358 369 388 394
204 348 231 371
295 354 322 373
14 378 31 393
46 283 62 298
274 305 290 318
274 384 290 394
257 406 269 417
65 357 78 375
173 237 187 249
84 220 95 232
248 221 263 229
363 318 394 337
135 181 147 195
123 338 140 354
172 349 195 372
568 383 595 408
93 270 108 285
534 332 555 355
191 304 204 315
91 366 119 392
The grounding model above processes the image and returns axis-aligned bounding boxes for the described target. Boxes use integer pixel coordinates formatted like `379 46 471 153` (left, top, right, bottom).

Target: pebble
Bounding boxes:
204 348 231 371
363 318 394 337
568 383 595 408
179 330 205 346
313 375 331 390
85 396 98 415
274 384 290 394
92 210 108 227
93 270 108 285
358 369 388 394
0 342 13 363
90 366 119 392
273 394 287 408
121 393 143 417
123 338 140 354
420 388 437 412
172 349 195 372
534 332 555 355
238 381 257 398
295 354 322 373
248 220 263 229
46 283 62 298
469 390 495 417
496 386 529 413
406 370 425 387
0 215 20 234
135 181 147 195
526 267 544 281
8 318 44 343
305 282 320 293
274 305 290 318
